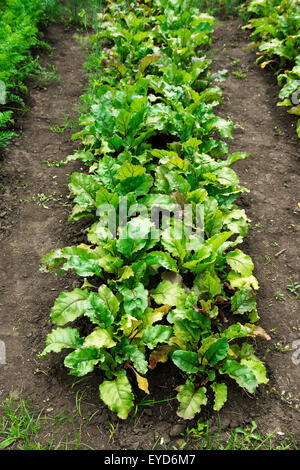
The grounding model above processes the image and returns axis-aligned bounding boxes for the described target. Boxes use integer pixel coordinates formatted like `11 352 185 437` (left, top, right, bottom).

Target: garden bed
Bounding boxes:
0 6 299 450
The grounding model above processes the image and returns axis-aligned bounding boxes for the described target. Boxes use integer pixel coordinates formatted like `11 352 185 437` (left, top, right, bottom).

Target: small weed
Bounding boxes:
108 421 118 442
75 389 87 419
35 63 60 87
42 160 66 167
41 113 77 134
274 341 290 352
170 420 298 450
185 421 207 438
231 59 240 67
0 395 43 449
32 193 70 209
274 126 285 137
274 290 285 301
262 347 271 360
130 395 177 423
287 277 300 300
172 439 187 450
0 392 89 450
232 70 247 80
44 123 66 134
234 122 244 131
280 390 300 410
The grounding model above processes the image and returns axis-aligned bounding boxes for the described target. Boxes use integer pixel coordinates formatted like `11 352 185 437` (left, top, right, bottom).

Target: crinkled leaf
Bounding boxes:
220 359 258 393
116 109 131 136
51 289 90 325
226 249 254 277
69 173 98 206
228 271 259 290
211 382 227 411
118 161 146 180
161 227 186 262
96 156 120 191
126 346 148 375
176 381 207 420
231 287 257 315
204 337 229 366
172 350 200 373
149 345 173 370
61 256 102 277
95 186 119 208
240 357 268 385
41 248 63 272
83 327 116 349
40 327 84 358
151 280 185 307
64 346 104 377
85 286 119 328
119 282 148 319
99 372 134 419
145 251 178 272
116 217 154 259
142 325 173 349
223 323 253 341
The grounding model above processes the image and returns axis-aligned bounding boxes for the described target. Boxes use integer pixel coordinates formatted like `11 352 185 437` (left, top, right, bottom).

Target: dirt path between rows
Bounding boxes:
0 24 104 448
0 19 299 450
208 18 300 443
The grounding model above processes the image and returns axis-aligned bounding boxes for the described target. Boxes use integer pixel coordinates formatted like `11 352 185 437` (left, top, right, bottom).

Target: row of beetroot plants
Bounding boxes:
40 0 269 419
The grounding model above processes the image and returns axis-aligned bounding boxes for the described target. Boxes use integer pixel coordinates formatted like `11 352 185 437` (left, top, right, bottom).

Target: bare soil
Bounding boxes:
0 19 299 450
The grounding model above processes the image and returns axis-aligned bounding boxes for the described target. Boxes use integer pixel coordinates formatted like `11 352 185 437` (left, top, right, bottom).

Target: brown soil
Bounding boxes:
0 19 299 450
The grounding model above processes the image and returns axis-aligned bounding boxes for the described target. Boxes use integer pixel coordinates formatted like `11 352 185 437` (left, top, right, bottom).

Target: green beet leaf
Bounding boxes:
220 359 258 393
142 325 173 349
113 340 148 375
64 346 104 377
144 251 178 272
61 256 102 277
115 109 131 136
240 357 268 385
51 289 90 326
151 280 186 307
69 173 98 207
40 327 84 358
118 161 146 180
176 381 207 419
83 327 116 349
231 287 257 315
99 372 134 419
226 249 254 277
172 350 200 373
118 282 148 319
204 337 229 366
211 382 227 411
96 156 120 191
41 248 63 272
39 0 270 420
85 286 119 328
95 186 119 208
